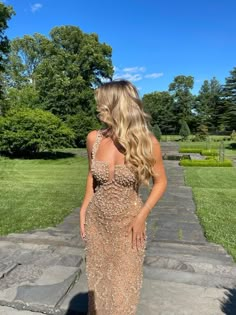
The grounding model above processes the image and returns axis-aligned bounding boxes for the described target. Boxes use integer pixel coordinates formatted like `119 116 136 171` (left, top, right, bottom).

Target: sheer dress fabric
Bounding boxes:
84 129 147 315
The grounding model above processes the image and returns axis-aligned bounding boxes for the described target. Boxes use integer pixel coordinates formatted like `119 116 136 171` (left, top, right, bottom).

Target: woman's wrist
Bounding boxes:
138 202 153 220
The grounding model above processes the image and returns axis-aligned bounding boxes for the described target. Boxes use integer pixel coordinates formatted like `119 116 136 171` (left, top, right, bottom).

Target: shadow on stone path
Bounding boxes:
0 143 236 314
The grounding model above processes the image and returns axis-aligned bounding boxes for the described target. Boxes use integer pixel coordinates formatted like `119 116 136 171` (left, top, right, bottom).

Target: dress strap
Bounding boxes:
91 129 103 161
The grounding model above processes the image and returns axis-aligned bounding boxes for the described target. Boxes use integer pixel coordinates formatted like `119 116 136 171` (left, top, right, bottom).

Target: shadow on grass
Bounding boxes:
0 150 76 160
220 287 236 314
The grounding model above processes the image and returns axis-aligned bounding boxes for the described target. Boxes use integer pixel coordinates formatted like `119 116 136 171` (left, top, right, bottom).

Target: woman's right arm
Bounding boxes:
79 130 97 240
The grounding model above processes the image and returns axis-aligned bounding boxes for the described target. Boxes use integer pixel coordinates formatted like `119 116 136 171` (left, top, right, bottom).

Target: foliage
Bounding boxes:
142 91 176 133
179 148 203 153
5 26 114 118
2 86 40 114
230 130 236 141
201 149 218 156
0 108 75 155
221 67 236 130
179 159 233 167
194 77 222 130
0 2 15 108
151 124 162 141
66 112 101 147
169 75 194 124
193 124 209 141
179 120 191 140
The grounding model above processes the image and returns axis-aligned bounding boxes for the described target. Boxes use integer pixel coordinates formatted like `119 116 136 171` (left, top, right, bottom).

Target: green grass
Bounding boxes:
0 151 88 235
184 167 236 261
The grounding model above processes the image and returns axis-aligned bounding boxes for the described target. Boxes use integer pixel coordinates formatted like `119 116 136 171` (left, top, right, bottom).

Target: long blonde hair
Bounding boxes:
95 80 157 186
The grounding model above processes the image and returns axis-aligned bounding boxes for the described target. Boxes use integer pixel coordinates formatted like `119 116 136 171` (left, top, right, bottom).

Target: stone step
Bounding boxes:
143 265 236 288
1 230 84 248
137 278 230 315
148 229 206 244
145 241 234 265
144 254 236 278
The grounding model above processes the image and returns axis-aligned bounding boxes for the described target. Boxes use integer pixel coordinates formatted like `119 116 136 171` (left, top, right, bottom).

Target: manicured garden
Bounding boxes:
0 151 88 235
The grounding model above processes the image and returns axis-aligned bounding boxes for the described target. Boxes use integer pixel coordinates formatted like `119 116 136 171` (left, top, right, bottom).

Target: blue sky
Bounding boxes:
2 0 236 95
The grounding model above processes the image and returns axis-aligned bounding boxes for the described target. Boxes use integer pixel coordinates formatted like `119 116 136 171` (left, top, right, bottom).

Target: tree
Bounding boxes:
152 124 162 141
221 67 236 130
0 2 15 111
179 120 191 140
66 111 101 147
142 91 176 133
169 75 194 124
0 108 75 156
5 26 114 118
5 33 52 88
194 77 222 130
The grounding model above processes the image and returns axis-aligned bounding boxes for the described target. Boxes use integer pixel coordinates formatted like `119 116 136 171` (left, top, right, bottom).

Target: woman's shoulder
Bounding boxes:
86 129 100 146
148 131 160 145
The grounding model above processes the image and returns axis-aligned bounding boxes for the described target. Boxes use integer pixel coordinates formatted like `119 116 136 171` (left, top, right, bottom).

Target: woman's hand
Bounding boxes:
127 212 146 250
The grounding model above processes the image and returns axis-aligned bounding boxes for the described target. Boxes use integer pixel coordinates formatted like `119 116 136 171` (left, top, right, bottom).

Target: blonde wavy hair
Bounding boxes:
94 80 158 186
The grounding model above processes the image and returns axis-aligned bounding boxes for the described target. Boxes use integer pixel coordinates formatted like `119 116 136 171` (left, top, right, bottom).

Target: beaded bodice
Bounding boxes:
91 129 139 191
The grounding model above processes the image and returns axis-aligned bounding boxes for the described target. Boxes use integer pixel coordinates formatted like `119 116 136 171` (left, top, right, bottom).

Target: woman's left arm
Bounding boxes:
139 135 168 220
127 135 168 249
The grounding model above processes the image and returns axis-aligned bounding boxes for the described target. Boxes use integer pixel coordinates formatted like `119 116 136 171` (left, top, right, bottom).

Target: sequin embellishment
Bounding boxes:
84 129 147 315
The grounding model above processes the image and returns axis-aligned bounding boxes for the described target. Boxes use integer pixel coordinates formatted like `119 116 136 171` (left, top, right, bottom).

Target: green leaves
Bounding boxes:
0 108 75 156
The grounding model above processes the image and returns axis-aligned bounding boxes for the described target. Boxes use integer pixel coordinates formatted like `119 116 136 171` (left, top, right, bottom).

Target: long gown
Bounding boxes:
84 129 147 315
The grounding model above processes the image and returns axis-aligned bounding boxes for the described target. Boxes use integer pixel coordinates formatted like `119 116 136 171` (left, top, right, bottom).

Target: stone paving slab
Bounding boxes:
0 306 45 315
137 278 234 315
0 264 80 313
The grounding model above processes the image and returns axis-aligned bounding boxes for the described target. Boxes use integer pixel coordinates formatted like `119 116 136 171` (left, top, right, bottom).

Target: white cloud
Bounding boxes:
144 72 164 79
123 66 146 73
31 3 43 13
114 73 142 82
113 65 163 84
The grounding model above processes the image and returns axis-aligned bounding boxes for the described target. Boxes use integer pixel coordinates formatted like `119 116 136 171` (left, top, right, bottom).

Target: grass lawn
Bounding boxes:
184 167 236 261
0 151 88 235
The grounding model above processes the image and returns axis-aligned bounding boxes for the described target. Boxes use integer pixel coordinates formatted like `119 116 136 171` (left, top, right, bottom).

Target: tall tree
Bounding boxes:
0 2 15 111
194 77 222 130
5 26 114 117
142 91 176 134
168 75 194 125
221 67 236 130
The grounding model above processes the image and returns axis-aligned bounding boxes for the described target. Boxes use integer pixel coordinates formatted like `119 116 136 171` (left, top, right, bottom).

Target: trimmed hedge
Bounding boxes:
179 148 202 153
201 149 218 156
179 159 233 167
179 148 218 156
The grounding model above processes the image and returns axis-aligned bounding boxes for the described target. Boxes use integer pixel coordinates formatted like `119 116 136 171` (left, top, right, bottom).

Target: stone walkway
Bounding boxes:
0 144 236 314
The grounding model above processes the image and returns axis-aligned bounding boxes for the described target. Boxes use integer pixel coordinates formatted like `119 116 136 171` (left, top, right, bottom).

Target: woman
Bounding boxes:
80 80 167 315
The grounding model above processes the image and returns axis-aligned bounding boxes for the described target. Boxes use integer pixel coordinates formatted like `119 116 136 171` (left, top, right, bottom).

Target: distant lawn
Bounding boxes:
184 167 236 261
0 151 88 235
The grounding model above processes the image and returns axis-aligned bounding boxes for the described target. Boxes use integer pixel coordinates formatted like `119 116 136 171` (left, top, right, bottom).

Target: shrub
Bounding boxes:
231 130 236 141
179 159 233 167
179 121 191 140
66 112 100 147
0 108 75 156
179 148 203 153
152 124 162 141
194 124 209 141
201 149 218 156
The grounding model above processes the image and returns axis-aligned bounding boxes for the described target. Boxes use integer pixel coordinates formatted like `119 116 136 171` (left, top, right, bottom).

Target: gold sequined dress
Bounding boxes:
84 129 147 315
